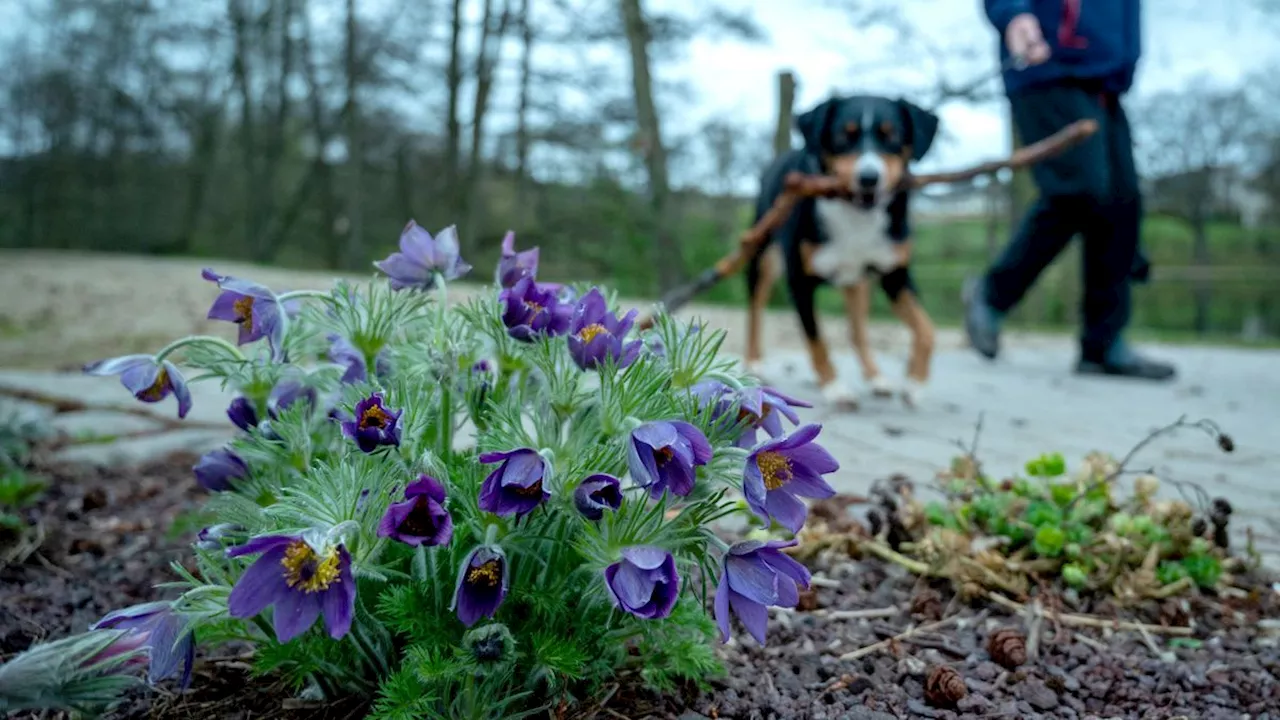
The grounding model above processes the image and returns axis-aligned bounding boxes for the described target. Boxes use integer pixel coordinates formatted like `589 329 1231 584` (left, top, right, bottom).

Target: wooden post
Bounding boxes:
774 71 796 156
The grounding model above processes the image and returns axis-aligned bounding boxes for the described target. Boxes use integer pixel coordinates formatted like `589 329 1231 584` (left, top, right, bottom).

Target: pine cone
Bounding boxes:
909 587 944 621
924 665 967 707
986 628 1027 670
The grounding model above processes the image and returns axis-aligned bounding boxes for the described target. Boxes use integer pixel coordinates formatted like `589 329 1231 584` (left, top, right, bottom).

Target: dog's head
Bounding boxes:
795 95 940 210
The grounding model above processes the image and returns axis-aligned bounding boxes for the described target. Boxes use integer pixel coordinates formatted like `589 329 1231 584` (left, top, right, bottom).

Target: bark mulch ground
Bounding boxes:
2 454 1277 719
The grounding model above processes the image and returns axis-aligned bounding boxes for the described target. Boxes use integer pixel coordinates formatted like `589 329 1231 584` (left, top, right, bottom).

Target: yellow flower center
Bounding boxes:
233 295 255 324
756 450 793 491
576 323 608 343
138 367 169 401
281 540 342 593
523 300 544 318
654 446 674 467
359 404 392 429
466 559 502 588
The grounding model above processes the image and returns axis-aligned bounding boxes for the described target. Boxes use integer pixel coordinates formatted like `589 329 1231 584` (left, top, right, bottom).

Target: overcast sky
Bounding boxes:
648 0 1280 175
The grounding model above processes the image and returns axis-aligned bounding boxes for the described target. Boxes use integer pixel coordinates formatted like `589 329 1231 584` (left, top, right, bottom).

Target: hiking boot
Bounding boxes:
1076 340 1176 382
963 276 1003 360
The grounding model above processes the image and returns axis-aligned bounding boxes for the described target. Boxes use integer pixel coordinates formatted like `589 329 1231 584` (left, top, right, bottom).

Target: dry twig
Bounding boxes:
811 606 901 621
986 592 1193 636
837 613 982 662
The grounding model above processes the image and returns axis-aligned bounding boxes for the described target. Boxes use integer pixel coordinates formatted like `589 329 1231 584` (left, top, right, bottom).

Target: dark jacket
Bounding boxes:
984 0 1141 96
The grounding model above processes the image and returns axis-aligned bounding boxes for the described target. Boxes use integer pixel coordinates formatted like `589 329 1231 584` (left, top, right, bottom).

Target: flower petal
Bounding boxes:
272 587 323 643
671 421 713 465
82 354 153 378
714 572 733 642
322 548 356 639
609 561 655 610
227 534 297 558
728 589 770 645
765 489 809 533
227 549 290 619
725 554 780 605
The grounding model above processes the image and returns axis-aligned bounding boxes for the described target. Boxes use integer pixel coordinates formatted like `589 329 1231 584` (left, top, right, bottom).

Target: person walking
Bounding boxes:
965 0 1175 381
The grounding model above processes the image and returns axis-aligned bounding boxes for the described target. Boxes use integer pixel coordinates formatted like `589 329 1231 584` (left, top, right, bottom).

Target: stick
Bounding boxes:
812 606 902 621
837 615 961 661
635 117 1099 329
986 592 1193 636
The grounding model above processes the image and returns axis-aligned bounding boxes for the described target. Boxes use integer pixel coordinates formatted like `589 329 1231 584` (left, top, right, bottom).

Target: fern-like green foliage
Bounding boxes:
20 226 833 717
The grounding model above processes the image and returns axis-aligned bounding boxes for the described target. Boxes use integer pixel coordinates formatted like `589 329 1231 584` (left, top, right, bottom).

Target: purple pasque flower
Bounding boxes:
496 231 539 289
378 475 453 547
467 359 494 397
226 534 355 643
266 377 317 419
227 396 259 431
604 546 680 620
193 446 247 492
196 523 246 550
574 473 623 521
327 333 391 384
478 448 550 518
743 424 839 533
452 545 508 627
83 355 192 419
340 392 402 453
201 268 286 359
690 382 811 449
567 288 642 371
374 220 472 290
499 276 572 342
713 539 810 645
90 602 195 687
627 420 712 499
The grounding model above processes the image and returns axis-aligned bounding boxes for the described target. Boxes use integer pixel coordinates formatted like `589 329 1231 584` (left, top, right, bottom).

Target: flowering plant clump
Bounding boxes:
3 222 839 717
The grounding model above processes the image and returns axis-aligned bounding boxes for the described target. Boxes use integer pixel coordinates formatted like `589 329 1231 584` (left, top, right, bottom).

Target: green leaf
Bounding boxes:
1049 482 1077 507
1181 554 1222 589
1032 525 1066 557
1156 560 1189 586
1024 500 1064 528
1061 562 1088 588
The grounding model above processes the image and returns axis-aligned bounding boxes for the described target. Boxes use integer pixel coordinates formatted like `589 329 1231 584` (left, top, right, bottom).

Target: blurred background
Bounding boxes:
1 0 1279 344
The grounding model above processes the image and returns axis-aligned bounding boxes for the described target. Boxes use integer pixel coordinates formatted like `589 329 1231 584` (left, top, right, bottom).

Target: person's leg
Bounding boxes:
965 84 1109 359
1076 98 1175 380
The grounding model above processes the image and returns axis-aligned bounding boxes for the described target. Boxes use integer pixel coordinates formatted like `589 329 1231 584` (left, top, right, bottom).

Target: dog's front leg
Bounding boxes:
744 245 782 378
841 280 893 398
891 290 935 407
788 265 858 410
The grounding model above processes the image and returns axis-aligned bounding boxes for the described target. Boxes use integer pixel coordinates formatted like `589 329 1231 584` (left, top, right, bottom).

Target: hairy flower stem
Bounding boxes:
438 385 454 457
276 289 334 304
153 336 246 365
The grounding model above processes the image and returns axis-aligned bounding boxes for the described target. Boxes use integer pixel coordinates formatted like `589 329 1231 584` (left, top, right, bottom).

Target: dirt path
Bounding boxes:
0 249 1058 370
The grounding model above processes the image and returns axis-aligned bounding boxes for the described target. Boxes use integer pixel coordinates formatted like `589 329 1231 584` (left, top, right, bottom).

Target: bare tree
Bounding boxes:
1132 83 1262 333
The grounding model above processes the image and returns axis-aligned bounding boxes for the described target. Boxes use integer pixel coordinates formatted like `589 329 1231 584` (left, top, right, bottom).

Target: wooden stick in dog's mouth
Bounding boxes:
634 118 1099 330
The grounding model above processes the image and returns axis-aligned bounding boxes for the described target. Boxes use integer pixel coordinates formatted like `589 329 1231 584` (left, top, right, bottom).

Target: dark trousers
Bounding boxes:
983 83 1148 361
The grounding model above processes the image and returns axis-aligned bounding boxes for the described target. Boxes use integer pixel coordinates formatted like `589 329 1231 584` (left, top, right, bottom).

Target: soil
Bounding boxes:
2 454 1278 720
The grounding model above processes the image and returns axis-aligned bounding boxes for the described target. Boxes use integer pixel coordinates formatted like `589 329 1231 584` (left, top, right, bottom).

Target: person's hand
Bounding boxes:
892 241 912 268
1006 13 1051 66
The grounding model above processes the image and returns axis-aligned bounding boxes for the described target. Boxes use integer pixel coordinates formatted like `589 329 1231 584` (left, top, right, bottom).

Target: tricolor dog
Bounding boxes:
743 95 940 409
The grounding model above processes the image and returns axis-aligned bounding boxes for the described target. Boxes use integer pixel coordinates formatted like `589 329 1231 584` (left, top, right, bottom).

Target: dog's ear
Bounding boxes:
897 98 940 161
795 98 838 154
